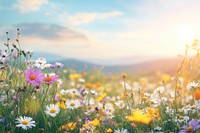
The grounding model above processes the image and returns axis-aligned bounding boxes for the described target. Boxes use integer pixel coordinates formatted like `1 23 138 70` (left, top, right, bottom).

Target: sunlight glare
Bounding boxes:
177 25 195 45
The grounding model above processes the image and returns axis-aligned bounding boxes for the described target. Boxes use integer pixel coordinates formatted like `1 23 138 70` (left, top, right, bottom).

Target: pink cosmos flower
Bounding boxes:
43 73 58 84
24 68 43 86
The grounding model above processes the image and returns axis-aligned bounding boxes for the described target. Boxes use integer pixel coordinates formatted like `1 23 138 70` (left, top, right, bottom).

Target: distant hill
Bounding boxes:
103 58 181 75
32 52 181 75
59 57 181 76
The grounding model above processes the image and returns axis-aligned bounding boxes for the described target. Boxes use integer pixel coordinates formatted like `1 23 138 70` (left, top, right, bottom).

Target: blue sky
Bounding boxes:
1 0 200 61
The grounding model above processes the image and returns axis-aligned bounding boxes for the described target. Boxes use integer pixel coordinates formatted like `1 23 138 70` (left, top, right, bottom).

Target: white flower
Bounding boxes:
35 58 47 69
115 100 125 109
55 62 64 68
44 63 51 69
186 81 199 90
90 90 98 96
60 89 69 95
57 79 63 88
154 126 162 131
154 86 165 94
175 115 189 123
114 128 128 133
16 116 36 130
79 78 85 83
45 104 60 117
68 89 81 96
66 100 80 109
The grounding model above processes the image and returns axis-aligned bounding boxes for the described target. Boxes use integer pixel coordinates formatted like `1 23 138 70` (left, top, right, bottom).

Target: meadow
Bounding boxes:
0 30 200 133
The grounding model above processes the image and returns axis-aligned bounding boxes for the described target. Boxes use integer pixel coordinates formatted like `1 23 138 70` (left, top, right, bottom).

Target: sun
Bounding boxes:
177 25 195 44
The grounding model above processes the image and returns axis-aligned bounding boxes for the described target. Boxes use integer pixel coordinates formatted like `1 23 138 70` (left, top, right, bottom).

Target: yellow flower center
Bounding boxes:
119 103 123 106
45 75 52 82
50 109 56 113
187 126 193 132
70 103 75 107
29 75 36 80
22 120 29 125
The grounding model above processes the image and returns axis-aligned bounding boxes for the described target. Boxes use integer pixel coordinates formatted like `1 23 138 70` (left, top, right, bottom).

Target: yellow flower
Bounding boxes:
97 93 107 102
69 73 81 80
161 74 171 83
106 128 113 132
56 102 66 109
90 119 100 127
67 122 76 130
61 122 76 131
63 69 68 73
146 108 160 119
127 110 151 124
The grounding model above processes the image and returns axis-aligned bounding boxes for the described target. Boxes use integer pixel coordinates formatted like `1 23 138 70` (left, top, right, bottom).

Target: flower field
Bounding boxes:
0 31 200 133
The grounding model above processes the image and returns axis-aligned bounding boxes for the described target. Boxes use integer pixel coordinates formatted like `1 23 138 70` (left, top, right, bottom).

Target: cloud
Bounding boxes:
60 10 123 25
16 23 94 46
13 0 48 13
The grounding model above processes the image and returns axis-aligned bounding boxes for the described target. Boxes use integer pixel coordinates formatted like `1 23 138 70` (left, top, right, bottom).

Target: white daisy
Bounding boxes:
16 116 36 130
115 100 125 109
66 99 80 109
60 89 69 95
114 128 128 133
186 81 199 90
154 86 165 94
45 104 60 117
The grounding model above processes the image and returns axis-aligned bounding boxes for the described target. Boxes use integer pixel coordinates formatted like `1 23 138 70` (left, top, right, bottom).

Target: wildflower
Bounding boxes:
45 104 60 117
55 62 64 68
44 63 51 69
66 100 80 110
187 81 199 90
106 128 113 132
24 68 43 86
43 73 58 84
154 126 162 132
0 116 6 123
179 119 200 133
142 96 148 102
195 90 200 100
154 86 165 94
57 79 63 88
115 100 125 109
54 94 61 102
161 74 171 83
175 116 189 123
60 89 69 96
56 101 66 109
127 110 151 124
114 128 128 133
16 116 36 130
90 119 100 126
62 122 76 131
34 57 47 69
121 73 127 79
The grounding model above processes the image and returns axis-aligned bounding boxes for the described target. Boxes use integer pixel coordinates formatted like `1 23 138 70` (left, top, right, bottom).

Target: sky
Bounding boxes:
1 0 200 61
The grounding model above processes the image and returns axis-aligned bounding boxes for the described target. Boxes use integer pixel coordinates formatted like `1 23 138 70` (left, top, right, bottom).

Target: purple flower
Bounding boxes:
13 95 19 100
0 116 6 123
79 88 85 93
43 73 58 84
24 68 43 86
179 119 200 133
55 62 64 68
50 65 55 69
85 116 90 123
